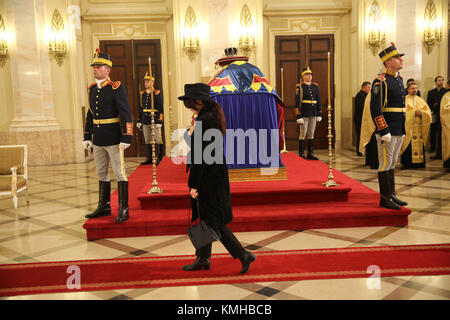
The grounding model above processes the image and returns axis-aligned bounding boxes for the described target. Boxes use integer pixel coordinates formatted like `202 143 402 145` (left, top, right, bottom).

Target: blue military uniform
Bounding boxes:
84 49 132 224
295 67 322 160
137 72 164 165
295 82 322 119
370 43 408 210
370 71 406 137
138 89 163 126
84 79 133 146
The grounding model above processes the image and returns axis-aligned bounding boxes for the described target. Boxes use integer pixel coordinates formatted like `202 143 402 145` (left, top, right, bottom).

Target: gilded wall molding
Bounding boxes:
263 1 351 18
112 23 146 37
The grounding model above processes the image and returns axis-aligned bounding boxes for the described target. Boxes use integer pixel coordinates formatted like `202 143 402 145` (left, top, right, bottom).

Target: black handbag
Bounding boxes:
187 198 221 249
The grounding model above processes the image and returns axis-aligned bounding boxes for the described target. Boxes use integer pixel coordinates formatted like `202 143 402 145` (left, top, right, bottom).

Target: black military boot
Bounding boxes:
140 144 153 165
378 171 401 210
388 169 408 206
85 181 111 218
115 181 129 224
298 140 305 159
306 139 319 160
182 257 210 271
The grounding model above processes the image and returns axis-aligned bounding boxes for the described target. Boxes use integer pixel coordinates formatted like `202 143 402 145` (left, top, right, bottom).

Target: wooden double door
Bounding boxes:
275 34 335 150
99 39 163 158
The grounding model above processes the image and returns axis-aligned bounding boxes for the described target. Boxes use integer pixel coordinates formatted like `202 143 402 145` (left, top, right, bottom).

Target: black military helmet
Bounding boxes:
90 48 112 67
379 42 405 63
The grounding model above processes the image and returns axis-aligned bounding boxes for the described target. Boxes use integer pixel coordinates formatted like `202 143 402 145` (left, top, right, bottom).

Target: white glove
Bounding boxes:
381 133 392 143
296 118 304 125
82 140 93 150
155 123 162 128
119 142 131 150
136 122 142 130
316 116 322 122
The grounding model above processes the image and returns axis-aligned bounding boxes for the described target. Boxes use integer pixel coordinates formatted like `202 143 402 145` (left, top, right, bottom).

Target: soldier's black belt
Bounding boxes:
382 107 406 113
93 117 120 124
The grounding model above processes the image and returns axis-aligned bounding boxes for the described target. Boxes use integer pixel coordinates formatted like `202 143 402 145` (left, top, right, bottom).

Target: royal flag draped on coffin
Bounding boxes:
208 56 285 170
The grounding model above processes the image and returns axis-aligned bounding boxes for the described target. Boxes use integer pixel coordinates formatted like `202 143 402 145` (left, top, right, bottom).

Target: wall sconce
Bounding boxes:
238 4 255 57
423 0 442 54
0 14 8 68
48 9 68 66
182 6 200 60
366 1 386 56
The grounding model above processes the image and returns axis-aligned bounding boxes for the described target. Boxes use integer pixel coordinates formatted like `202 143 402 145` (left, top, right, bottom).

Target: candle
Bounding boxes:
327 52 331 105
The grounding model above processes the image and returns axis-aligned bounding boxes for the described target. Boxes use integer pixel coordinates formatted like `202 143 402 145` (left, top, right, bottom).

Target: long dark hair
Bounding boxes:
200 100 227 135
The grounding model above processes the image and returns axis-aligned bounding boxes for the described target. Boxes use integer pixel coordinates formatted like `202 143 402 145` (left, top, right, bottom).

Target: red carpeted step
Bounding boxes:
83 152 411 240
137 155 352 209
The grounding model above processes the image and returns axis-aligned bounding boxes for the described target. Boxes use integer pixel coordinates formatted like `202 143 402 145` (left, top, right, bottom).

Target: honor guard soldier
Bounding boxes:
83 49 133 224
370 43 408 210
136 73 164 166
295 67 322 159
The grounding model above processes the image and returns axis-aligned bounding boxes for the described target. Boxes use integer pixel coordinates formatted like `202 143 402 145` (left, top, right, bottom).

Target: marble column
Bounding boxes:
4 0 69 166
8 0 59 129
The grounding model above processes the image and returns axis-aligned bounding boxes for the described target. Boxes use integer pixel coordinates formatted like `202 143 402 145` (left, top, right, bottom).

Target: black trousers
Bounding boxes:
355 122 361 154
195 224 246 259
429 122 442 156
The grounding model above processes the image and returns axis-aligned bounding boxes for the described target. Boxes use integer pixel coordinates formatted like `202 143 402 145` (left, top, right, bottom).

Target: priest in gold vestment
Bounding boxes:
400 82 431 169
441 91 450 169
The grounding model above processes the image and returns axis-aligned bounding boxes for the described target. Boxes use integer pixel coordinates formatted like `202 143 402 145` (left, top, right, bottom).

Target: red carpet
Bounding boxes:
83 152 411 240
1 244 448 297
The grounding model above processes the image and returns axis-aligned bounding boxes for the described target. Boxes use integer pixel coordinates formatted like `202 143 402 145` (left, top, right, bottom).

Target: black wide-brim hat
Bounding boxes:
178 83 213 102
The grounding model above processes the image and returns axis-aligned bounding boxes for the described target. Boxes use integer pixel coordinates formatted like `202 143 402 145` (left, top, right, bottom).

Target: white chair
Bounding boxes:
0 145 29 209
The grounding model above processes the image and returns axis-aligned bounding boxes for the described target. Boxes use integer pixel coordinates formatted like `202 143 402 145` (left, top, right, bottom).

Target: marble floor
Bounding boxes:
0 148 449 300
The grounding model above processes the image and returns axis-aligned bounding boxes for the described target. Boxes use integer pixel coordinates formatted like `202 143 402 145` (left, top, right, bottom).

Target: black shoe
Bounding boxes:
307 139 319 160
356 152 363 157
388 169 408 206
182 257 210 271
239 251 256 274
115 181 129 224
85 181 111 218
306 153 319 160
391 195 408 206
380 199 401 210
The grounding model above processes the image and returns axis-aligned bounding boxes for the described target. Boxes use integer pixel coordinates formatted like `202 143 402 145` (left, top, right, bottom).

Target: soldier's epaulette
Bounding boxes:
88 82 96 89
154 89 160 95
296 83 302 88
140 90 145 95
311 82 319 86
109 80 121 90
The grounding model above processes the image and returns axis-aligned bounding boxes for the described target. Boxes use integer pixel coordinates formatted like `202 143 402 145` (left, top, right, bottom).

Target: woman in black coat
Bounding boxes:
178 83 256 274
